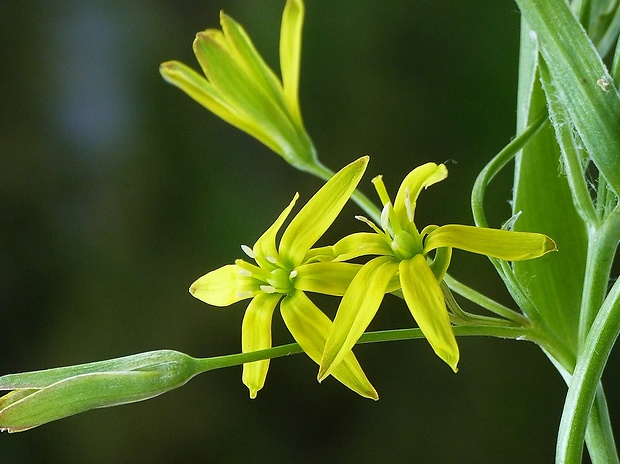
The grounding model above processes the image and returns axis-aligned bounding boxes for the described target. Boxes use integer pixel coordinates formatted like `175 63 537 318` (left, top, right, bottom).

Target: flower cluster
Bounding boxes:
190 158 556 398
172 0 557 399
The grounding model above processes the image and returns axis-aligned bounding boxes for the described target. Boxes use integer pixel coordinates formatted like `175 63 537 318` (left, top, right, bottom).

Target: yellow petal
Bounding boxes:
252 193 298 269
393 163 447 225
241 293 281 398
280 291 378 400
319 256 399 381
423 224 557 260
219 12 286 110
192 30 296 156
279 0 304 124
294 262 362 296
280 157 369 265
399 255 459 372
159 60 284 156
305 232 394 262
189 264 258 306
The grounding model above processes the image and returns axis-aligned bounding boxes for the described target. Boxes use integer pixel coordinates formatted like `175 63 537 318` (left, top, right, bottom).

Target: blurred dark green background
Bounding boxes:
2 1 617 462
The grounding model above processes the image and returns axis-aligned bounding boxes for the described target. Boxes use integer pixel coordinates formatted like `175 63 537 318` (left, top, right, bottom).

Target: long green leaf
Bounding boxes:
515 0 620 194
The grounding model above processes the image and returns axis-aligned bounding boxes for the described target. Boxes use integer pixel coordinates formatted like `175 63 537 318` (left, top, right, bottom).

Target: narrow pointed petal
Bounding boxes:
280 157 369 265
399 255 459 372
423 224 557 261
192 31 295 153
219 12 286 109
160 61 238 127
280 0 304 124
319 256 399 381
305 232 394 263
160 60 284 156
241 293 280 398
294 262 361 296
252 194 298 269
393 163 447 223
190 264 258 306
280 291 378 400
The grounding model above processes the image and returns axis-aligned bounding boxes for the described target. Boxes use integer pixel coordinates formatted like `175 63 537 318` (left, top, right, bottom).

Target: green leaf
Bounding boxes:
512 18 589 355
515 0 620 194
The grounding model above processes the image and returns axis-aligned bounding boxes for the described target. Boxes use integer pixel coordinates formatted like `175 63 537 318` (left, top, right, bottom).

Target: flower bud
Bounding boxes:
0 350 196 432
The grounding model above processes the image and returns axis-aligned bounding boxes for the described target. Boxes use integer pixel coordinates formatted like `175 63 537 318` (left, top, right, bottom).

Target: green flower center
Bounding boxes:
261 267 296 294
391 229 423 260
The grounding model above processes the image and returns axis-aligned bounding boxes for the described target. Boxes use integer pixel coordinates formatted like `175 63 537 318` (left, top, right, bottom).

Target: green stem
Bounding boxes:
443 273 529 326
191 325 531 375
556 277 620 464
578 207 620 343
471 111 548 229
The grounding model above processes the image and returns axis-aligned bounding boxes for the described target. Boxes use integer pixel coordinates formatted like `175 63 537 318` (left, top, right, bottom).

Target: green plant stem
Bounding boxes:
578 207 620 343
471 111 548 229
443 273 529 326
556 277 620 463
190 325 532 375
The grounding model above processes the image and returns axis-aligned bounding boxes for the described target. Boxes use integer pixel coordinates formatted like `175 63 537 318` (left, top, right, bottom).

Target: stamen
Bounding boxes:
236 291 254 298
238 269 252 277
266 256 278 265
380 204 391 232
355 215 385 236
241 244 255 259
259 285 277 294
289 269 298 279
404 187 415 223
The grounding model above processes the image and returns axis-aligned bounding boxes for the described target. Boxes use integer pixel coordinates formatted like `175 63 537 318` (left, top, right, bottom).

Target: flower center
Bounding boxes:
260 267 296 294
391 230 423 260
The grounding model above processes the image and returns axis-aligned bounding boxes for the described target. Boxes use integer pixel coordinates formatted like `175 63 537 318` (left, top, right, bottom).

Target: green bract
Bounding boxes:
189 157 378 400
0 351 196 432
316 163 557 380
159 0 319 173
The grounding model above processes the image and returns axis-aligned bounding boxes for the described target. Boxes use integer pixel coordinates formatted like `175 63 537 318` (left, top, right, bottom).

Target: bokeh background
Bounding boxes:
1 1 618 462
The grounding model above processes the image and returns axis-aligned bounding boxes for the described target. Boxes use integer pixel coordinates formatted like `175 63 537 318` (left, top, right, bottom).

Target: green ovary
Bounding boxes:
391 230 422 260
265 267 296 294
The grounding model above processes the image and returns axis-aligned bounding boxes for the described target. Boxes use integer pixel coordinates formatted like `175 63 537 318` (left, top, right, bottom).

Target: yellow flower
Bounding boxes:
160 0 320 173
316 163 556 380
189 157 378 399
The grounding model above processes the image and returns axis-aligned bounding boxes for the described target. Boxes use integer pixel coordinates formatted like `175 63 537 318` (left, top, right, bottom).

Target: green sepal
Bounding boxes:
0 351 197 432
